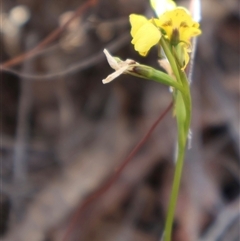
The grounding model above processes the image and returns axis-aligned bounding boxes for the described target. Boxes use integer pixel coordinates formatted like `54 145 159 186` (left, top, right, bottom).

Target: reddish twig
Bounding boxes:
62 101 173 241
0 0 98 69
1 33 130 80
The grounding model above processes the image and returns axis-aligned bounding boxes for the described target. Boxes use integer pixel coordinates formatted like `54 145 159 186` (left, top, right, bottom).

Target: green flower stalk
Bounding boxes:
102 1 201 240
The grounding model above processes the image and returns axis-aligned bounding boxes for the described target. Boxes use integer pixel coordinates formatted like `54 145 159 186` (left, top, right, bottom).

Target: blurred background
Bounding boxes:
1 0 239 241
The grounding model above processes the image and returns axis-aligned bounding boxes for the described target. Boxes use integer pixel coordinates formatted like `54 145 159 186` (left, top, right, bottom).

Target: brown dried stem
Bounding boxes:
62 101 173 241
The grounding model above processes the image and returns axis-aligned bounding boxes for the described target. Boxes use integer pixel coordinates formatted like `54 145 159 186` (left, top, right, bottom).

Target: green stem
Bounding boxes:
164 138 185 241
160 37 192 241
160 37 181 83
179 70 192 133
133 66 185 94
164 92 191 241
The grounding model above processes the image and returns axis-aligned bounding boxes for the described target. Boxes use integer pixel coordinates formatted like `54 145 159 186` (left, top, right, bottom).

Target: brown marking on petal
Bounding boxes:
180 22 188 28
162 20 172 27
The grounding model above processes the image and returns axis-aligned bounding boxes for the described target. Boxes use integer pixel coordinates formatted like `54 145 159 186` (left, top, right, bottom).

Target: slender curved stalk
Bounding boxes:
160 38 181 83
163 92 191 241
164 140 185 241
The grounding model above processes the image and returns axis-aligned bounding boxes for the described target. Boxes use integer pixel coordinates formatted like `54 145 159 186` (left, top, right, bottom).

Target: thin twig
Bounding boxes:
62 101 173 241
0 0 98 69
1 33 130 80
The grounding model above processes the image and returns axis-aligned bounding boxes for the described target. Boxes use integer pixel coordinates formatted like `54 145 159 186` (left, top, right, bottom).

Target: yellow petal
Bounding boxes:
129 14 148 37
131 21 161 56
180 26 201 43
150 0 176 16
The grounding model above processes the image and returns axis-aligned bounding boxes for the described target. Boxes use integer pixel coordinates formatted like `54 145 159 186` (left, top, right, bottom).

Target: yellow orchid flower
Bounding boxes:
129 7 201 69
156 7 201 46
